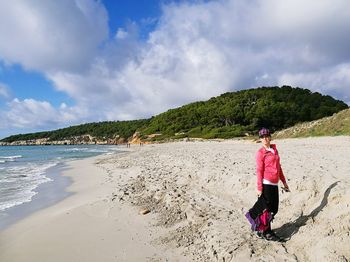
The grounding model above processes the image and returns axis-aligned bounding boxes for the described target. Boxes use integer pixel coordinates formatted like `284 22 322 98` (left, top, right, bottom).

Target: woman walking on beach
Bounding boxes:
245 128 289 241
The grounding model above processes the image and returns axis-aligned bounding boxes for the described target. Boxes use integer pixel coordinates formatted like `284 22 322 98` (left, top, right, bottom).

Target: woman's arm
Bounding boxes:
256 150 264 194
278 162 289 190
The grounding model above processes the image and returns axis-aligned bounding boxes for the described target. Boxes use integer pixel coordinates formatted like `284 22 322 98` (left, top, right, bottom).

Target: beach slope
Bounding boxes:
0 156 186 262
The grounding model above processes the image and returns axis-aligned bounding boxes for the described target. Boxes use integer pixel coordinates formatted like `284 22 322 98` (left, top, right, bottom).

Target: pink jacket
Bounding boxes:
256 144 286 191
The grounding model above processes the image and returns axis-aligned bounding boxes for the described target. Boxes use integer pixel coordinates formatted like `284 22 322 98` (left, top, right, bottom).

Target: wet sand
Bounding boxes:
0 163 72 230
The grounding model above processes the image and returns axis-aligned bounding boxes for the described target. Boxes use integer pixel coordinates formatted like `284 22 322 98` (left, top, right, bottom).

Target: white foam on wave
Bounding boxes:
0 155 22 159
0 155 23 164
0 162 56 211
87 149 109 153
66 147 89 152
0 145 120 211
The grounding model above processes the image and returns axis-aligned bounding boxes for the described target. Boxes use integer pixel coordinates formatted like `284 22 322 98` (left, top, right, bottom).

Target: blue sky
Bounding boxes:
103 0 161 39
0 0 350 139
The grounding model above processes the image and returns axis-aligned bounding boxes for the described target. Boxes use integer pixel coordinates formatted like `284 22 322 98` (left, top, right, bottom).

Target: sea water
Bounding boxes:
0 145 119 212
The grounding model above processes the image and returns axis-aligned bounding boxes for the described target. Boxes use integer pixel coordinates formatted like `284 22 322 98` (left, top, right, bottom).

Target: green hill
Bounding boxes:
1 86 348 143
1 120 149 143
139 86 348 140
273 108 350 138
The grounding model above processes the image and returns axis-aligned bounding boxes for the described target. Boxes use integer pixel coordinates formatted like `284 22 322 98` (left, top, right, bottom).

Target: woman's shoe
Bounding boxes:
263 230 283 242
255 231 264 239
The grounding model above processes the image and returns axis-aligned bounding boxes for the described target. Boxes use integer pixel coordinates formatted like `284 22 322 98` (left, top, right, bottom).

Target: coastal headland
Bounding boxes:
0 137 349 261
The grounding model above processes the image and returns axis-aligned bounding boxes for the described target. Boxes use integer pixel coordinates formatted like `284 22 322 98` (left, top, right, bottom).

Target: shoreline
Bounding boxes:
0 162 72 230
0 144 127 231
0 149 186 262
0 137 349 261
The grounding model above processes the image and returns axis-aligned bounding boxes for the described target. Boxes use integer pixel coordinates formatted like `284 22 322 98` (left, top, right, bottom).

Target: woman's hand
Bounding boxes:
256 190 262 197
282 183 290 192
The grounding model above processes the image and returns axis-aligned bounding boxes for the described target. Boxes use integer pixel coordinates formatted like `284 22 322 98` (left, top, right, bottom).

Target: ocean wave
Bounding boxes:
60 148 113 156
5 162 58 173
0 162 55 211
86 149 109 153
0 155 23 163
0 155 22 159
0 145 120 211
0 190 37 211
65 147 89 151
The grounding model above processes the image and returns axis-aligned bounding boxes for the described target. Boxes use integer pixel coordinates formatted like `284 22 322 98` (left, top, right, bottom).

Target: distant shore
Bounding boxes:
1 137 349 261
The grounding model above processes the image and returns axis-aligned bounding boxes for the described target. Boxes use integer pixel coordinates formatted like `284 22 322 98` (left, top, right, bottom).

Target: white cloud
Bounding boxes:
0 98 78 129
115 28 128 39
0 83 10 98
1 0 350 134
65 0 348 115
278 63 350 104
0 0 108 73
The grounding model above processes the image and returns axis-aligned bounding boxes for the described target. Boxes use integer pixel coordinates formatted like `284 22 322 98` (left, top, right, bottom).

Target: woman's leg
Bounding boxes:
262 184 279 216
261 185 281 240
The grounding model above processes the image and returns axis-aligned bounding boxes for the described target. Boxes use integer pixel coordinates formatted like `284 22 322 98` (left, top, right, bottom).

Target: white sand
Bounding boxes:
0 155 187 262
1 136 349 261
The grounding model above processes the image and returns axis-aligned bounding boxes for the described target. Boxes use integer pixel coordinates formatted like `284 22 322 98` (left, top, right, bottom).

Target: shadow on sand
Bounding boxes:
274 181 339 241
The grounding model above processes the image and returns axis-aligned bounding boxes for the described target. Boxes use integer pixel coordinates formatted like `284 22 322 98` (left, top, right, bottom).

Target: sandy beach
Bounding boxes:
1 137 349 261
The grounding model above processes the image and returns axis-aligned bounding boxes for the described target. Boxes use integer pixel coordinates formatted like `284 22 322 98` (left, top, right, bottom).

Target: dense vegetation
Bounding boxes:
140 86 348 140
1 86 348 143
1 119 149 143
